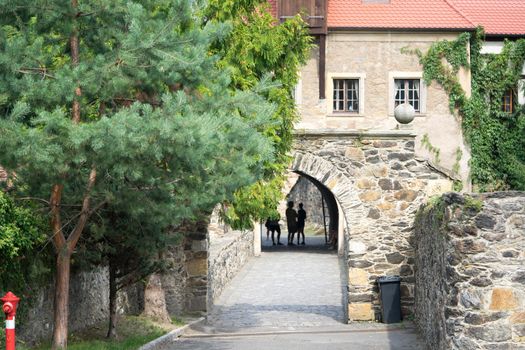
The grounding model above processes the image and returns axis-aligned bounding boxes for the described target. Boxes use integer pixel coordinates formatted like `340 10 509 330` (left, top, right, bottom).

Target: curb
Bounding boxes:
138 317 205 350
183 324 417 339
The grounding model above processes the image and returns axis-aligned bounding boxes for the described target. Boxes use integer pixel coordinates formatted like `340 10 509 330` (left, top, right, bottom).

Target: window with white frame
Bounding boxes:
394 79 421 112
333 79 360 113
502 88 515 113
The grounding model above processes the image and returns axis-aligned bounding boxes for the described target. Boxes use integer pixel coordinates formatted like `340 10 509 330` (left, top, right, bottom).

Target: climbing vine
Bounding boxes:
421 133 441 164
407 28 525 191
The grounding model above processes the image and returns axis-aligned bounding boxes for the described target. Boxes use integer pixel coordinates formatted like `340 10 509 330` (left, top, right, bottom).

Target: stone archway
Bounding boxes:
174 129 454 324
290 130 454 322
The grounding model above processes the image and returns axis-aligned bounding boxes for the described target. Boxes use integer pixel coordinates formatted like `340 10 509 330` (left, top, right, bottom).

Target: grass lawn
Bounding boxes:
19 316 177 350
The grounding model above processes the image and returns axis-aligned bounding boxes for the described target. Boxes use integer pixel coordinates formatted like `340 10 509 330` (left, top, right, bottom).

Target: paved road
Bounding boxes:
173 328 424 350
201 235 345 333
165 234 424 349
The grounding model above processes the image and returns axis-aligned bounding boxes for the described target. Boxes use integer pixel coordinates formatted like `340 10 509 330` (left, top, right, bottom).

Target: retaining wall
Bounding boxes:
208 230 254 307
414 192 525 349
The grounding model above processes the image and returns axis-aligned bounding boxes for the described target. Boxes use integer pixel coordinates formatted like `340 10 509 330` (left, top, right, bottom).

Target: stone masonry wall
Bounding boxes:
208 230 254 307
162 221 209 315
287 176 325 227
414 192 525 350
16 267 143 344
292 130 453 322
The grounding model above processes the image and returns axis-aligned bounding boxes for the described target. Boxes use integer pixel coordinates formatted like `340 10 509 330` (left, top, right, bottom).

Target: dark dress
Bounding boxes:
286 208 298 234
297 208 306 229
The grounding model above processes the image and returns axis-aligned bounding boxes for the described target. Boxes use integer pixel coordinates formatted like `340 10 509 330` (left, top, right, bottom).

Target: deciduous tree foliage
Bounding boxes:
0 191 48 297
205 0 313 228
0 1 274 348
411 28 525 191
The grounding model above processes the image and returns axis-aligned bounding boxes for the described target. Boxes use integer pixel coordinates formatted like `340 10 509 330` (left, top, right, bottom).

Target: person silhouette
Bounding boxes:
297 203 306 245
265 217 282 245
285 201 298 245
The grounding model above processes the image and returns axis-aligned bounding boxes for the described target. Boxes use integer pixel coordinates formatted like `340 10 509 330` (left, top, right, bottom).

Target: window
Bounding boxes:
394 79 420 112
502 88 515 113
333 79 359 113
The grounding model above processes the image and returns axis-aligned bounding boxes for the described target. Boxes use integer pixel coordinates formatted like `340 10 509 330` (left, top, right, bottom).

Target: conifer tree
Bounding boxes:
0 1 274 348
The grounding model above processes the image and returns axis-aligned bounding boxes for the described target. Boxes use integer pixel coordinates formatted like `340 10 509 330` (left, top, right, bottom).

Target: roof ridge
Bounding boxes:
442 0 476 27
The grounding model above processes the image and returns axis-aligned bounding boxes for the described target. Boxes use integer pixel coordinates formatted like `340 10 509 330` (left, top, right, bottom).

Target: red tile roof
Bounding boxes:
448 0 525 36
327 0 475 30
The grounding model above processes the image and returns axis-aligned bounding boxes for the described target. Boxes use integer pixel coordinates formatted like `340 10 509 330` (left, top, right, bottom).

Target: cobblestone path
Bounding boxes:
202 235 346 333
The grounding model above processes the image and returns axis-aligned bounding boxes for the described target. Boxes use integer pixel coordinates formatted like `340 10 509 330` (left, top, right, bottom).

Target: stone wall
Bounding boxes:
17 267 142 344
208 229 254 307
161 221 209 315
292 130 453 322
414 192 525 349
287 176 325 227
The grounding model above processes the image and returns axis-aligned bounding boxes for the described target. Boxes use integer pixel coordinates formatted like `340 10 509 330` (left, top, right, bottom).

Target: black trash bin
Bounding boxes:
377 276 402 324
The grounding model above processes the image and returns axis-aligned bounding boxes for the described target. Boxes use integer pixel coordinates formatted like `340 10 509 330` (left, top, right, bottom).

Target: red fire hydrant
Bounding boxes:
1 292 20 350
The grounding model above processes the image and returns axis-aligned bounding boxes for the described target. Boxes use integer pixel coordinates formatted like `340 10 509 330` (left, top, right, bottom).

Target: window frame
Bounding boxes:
326 73 366 116
333 78 360 114
502 88 515 113
517 75 525 106
388 72 427 116
394 79 421 113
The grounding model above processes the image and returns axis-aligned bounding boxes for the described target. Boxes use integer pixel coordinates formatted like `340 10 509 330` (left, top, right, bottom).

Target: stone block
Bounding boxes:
349 241 367 254
191 239 208 252
361 165 388 178
461 291 482 309
345 147 365 161
464 312 507 325
475 214 497 229
393 189 418 202
399 202 410 211
378 178 393 190
373 141 398 148
349 268 369 286
512 271 525 284
511 312 525 324
377 201 394 211
356 178 375 189
348 303 374 321
468 323 512 342
490 288 518 311
186 258 207 276
327 177 339 190
359 191 381 202
387 152 413 161
386 252 405 264
454 239 486 254
367 208 381 219
513 324 525 337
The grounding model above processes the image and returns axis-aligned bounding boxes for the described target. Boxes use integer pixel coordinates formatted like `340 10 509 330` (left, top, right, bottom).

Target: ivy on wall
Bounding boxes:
406 28 525 191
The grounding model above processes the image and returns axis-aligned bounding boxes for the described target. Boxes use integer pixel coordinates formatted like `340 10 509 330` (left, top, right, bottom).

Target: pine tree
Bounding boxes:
0 1 274 348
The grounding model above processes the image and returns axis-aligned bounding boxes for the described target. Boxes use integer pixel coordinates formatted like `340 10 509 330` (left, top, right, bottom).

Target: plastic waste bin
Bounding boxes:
377 275 402 323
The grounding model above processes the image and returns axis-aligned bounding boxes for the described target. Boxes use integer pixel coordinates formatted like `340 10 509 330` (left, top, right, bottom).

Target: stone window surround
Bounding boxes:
518 76 525 105
388 71 427 116
326 72 366 117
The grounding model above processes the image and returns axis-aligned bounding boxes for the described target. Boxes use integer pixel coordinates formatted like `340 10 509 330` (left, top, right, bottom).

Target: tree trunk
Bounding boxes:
107 261 118 339
142 274 171 324
52 250 71 350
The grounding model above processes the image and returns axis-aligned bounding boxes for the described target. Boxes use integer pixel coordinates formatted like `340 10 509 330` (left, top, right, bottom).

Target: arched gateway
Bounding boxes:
287 129 455 321
174 129 455 323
